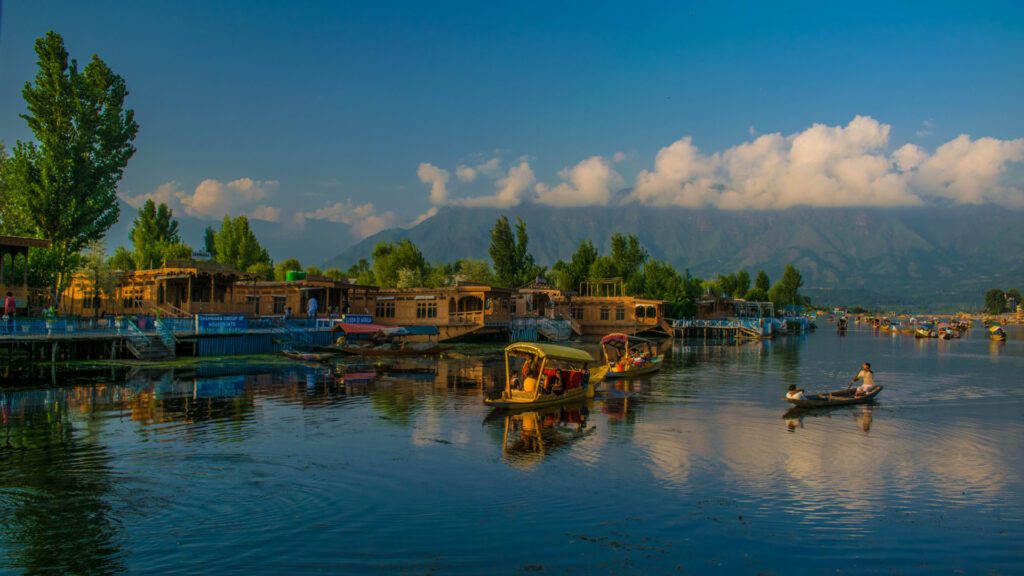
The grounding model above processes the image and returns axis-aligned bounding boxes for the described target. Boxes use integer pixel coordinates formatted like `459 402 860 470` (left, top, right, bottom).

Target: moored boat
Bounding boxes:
331 323 453 356
785 385 883 408
282 349 336 362
484 342 607 409
600 333 663 379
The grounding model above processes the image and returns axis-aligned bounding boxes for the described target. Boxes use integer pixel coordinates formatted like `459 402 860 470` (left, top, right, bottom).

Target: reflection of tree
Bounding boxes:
369 383 421 427
0 396 124 575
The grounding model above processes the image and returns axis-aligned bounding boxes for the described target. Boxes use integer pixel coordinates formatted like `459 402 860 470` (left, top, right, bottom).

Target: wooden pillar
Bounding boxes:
22 249 28 287
187 276 192 310
0 248 4 284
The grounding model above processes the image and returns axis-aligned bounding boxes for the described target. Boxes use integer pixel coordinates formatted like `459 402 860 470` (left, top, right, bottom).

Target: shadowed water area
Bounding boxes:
1 323 1022 574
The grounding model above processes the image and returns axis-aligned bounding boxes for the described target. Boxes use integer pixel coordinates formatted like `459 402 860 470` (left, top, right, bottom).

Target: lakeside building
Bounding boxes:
570 279 670 336
371 283 515 341
0 235 51 312
63 260 244 317
232 277 377 318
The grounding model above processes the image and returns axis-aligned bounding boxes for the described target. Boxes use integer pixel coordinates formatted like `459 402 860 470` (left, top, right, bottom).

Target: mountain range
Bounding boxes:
323 204 1024 311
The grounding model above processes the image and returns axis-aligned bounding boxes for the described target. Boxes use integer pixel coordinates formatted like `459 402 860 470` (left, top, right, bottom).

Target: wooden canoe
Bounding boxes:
282 349 336 362
785 385 883 408
340 343 454 356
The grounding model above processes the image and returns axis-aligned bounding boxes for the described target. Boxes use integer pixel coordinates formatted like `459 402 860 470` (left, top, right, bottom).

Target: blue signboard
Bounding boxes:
342 314 374 324
197 314 248 333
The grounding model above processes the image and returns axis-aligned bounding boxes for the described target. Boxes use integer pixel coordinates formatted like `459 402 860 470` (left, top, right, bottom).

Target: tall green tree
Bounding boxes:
754 270 771 293
735 270 751 299
129 199 181 269
212 215 271 272
78 241 119 317
550 239 598 293
984 288 1006 314
108 246 135 271
769 265 804 307
203 226 217 257
4 32 138 303
346 258 374 285
372 239 427 288
488 216 541 288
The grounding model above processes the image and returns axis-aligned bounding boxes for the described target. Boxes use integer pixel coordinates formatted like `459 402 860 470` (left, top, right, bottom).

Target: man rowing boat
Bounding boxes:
851 362 877 397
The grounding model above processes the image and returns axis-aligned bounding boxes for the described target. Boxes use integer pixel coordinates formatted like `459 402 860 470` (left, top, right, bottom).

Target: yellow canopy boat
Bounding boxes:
989 325 1007 342
601 333 664 379
484 342 607 409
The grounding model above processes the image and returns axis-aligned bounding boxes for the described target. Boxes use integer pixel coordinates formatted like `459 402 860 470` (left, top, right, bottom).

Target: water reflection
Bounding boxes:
493 402 593 470
0 390 124 575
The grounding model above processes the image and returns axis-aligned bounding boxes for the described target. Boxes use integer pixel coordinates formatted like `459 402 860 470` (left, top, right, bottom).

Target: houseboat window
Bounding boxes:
272 296 286 315
647 306 657 319
615 307 625 321
635 306 646 319
376 301 396 318
571 305 583 320
600 307 609 321
416 301 437 319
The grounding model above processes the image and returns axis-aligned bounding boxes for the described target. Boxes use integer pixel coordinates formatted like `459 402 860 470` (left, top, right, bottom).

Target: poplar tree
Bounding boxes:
5 32 138 303
129 200 182 269
213 215 272 272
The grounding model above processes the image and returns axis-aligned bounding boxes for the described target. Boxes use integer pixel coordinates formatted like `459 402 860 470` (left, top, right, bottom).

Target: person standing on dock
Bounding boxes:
3 291 15 333
307 296 318 322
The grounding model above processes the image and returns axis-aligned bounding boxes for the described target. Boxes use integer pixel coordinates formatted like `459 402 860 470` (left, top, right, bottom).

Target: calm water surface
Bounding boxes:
1 323 1022 574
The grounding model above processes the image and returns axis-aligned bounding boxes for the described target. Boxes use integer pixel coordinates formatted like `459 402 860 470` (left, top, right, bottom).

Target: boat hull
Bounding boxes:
484 386 588 409
605 357 663 379
785 385 883 408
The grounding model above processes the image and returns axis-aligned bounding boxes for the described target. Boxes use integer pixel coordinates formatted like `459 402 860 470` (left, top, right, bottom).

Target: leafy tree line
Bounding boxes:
984 287 1022 315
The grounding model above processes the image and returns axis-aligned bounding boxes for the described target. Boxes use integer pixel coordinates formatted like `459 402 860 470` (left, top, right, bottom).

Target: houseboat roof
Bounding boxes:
0 235 50 249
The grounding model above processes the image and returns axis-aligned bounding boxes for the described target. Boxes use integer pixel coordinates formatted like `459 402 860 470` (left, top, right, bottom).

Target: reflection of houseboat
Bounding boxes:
484 343 605 409
373 283 514 342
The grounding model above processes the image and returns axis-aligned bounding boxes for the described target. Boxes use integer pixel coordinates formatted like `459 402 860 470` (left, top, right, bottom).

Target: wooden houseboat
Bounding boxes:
372 283 514 341
232 277 377 318
570 279 670 336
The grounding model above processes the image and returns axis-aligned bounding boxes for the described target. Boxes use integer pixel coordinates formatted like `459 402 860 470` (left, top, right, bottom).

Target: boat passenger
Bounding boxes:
785 385 805 400
852 362 877 397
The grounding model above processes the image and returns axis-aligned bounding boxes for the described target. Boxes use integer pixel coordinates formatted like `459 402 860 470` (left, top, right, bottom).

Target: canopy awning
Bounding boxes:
505 342 595 363
332 322 391 334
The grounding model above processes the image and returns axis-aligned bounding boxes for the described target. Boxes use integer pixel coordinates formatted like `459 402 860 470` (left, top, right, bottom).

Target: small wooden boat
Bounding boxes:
484 342 606 409
338 342 454 356
785 385 883 408
282 349 336 362
600 333 664 379
989 325 1007 342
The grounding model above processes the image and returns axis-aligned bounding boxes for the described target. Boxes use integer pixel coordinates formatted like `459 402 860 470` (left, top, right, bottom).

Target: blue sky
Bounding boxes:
1 1 1022 241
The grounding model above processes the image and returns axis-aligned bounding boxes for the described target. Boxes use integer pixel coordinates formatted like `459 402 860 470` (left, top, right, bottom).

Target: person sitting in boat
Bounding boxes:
852 362 877 397
519 357 541 393
785 385 805 400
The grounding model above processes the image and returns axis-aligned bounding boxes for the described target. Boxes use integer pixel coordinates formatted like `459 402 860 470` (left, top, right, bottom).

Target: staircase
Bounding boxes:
537 318 572 342
272 318 315 349
561 313 583 336
123 321 175 361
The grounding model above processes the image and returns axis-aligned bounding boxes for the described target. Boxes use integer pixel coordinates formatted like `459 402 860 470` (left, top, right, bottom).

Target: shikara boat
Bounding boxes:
484 342 608 409
601 333 663 379
989 326 1007 342
785 385 883 408
282 349 336 362
331 323 453 356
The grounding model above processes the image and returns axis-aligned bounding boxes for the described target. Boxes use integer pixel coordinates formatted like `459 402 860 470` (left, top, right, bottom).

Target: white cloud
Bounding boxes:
178 178 279 219
248 204 281 222
121 181 181 209
910 134 1024 206
409 207 438 227
629 136 719 207
416 163 449 205
454 162 535 208
295 200 396 238
535 156 622 207
456 157 502 183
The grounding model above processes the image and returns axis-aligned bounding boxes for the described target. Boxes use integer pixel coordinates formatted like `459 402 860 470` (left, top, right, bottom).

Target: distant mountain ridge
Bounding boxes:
323 204 1024 310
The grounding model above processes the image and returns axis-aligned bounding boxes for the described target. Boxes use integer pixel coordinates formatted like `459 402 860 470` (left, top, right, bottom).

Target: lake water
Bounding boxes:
1 323 1022 574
